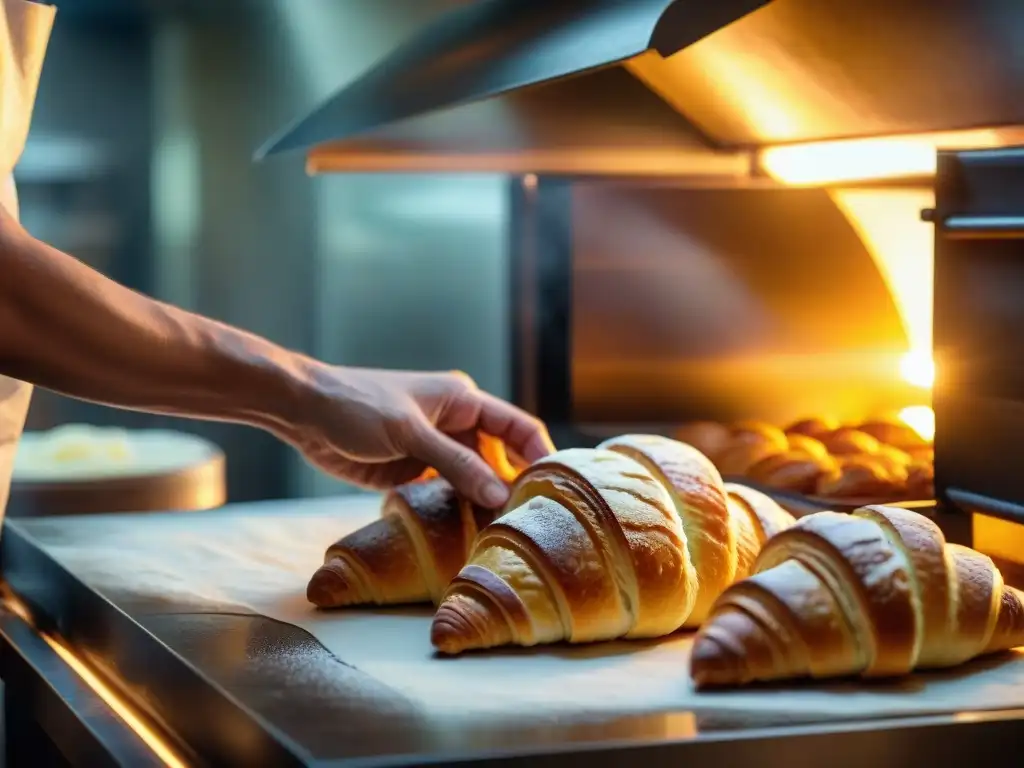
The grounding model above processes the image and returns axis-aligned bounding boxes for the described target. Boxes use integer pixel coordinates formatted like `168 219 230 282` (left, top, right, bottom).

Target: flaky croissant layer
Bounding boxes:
431 436 795 655
307 433 518 609
691 505 1024 688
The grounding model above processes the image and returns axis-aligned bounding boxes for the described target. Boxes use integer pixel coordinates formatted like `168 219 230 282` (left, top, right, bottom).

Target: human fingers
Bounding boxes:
403 418 509 508
471 391 554 463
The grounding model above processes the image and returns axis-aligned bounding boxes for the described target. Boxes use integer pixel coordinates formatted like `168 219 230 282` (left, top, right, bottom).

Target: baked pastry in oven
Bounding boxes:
691 505 1024 687
747 451 839 495
715 420 790 476
818 427 882 456
815 454 907 498
784 417 839 440
681 414 935 501
674 420 734 462
856 418 929 450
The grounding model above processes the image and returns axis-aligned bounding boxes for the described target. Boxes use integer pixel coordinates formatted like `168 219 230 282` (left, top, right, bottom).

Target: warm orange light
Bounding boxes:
759 129 1007 186
2 595 187 768
899 404 935 442
762 137 938 185
827 188 937 442
899 351 936 390
43 635 189 768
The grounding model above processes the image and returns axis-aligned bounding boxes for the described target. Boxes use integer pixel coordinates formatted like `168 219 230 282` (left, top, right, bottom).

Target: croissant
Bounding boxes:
690 505 1024 688
815 454 907 498
307 434 518 608
674 420 734 462
725 483 797 581
430 437 796 655
785 434 829 461
715 420 790 476
856 418 930 450
747 451 838 495
819 427 881 456
785 417 839 440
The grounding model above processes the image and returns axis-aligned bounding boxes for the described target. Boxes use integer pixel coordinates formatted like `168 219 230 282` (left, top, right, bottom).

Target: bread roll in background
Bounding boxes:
856 418 929 450
747 451 838 495
784 417 839 440
785 434 829 461
674 420 733 461
819 428 882 456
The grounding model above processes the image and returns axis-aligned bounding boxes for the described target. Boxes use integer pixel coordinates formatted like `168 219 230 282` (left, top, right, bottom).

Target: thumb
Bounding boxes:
404 420 510 509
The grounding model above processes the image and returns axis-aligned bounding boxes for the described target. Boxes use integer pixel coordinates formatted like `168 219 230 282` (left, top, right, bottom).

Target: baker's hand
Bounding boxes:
291 366 554 508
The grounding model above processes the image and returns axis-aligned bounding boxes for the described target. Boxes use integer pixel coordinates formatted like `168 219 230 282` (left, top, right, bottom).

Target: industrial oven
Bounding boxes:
8 1 1024 766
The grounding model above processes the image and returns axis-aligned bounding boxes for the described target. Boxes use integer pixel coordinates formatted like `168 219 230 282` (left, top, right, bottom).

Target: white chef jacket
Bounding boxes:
0 1 55 519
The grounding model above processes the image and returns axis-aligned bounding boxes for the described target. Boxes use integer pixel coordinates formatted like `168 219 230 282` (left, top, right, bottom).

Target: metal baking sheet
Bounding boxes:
0 496 1021 767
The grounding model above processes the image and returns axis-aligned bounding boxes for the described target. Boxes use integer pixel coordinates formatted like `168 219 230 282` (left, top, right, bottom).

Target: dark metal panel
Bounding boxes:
0 522 314 767
932 147 1024 521
0 612 167 767
256 0 770 159
509 176 573 422
659 0 1024 145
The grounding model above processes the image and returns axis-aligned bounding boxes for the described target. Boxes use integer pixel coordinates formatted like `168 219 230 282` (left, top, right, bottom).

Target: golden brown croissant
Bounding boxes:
856 418 930 450
307 433 518 608
814 454 907 498
307 478 500 608
747 451 838 495
691 505 1024 688
819 427 881 456
785 417 839 440
785 433 830 461
430 437 796 655
674 420 733 462
725 483 797 581
715 420 790 476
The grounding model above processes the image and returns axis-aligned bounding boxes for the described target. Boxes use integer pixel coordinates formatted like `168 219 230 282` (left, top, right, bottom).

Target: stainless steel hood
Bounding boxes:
257 0 1024 174
256 0 769 175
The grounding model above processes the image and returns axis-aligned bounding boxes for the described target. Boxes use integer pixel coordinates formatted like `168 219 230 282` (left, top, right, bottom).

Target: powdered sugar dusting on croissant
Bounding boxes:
431 438 796 655
691 505 1024 687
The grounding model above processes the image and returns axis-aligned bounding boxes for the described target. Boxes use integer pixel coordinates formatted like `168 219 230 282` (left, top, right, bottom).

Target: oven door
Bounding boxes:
932 147 1024 522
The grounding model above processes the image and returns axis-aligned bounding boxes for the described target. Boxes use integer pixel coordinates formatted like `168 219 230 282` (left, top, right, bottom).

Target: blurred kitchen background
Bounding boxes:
21 0 509 502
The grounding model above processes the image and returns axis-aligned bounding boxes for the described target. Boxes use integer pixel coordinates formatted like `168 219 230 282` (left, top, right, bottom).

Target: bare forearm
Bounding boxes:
0 229 311 440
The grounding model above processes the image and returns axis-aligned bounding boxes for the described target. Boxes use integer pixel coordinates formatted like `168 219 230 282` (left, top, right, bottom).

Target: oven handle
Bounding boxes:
922 209 1024 239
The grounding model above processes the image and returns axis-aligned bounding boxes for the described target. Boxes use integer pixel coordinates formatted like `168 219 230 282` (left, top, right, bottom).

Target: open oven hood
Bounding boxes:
256 0 1024 175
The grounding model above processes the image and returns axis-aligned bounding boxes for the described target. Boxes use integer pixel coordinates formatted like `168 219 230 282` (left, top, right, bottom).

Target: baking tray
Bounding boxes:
0 499 1015 768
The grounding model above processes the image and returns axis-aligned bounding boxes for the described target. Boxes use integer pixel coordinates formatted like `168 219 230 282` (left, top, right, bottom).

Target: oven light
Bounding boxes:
899 351 935 389
899 405 936 442
760 129 1010 186
760 138 938 185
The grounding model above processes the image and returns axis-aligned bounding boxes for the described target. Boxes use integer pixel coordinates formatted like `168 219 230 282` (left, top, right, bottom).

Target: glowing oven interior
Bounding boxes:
564 131 1023 447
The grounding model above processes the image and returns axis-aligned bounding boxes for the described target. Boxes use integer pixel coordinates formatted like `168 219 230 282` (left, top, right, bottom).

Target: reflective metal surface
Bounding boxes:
303 67 752 177
262 0 1024 171
515 181 924 428
662 0 1024 145
258 0 769 165
932 146 1024 522
4 502 1024 767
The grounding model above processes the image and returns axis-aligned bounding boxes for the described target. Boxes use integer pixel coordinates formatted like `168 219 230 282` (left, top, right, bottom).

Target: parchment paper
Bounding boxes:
21 496 1024 728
